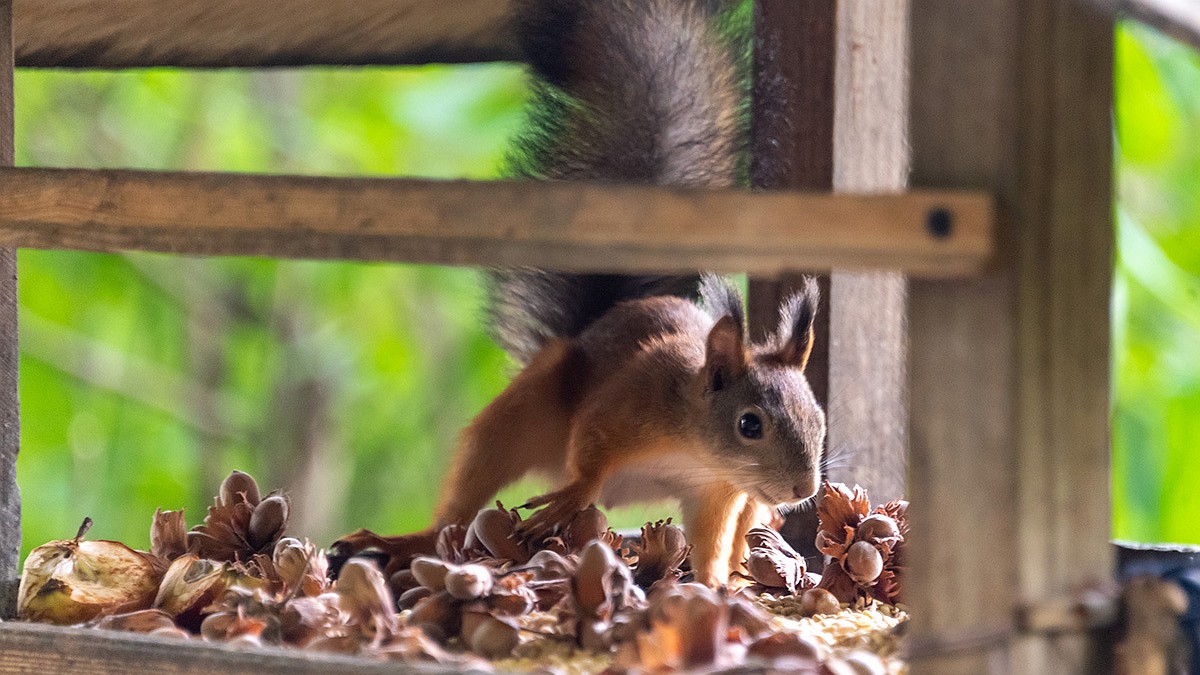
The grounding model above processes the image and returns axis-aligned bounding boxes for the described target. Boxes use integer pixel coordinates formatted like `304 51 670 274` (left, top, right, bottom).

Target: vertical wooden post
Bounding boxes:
753 0 910 547
0 0 19 618
906 0 1114 672
749 0 834 561
825 2 909 504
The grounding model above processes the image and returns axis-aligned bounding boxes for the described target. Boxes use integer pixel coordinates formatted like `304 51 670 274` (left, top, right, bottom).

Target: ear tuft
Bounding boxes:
704 314 746 391
773 277 820 371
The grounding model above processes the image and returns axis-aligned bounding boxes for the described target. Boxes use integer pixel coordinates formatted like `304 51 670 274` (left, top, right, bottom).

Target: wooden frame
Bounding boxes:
0 0 1161 671
0 167 993 276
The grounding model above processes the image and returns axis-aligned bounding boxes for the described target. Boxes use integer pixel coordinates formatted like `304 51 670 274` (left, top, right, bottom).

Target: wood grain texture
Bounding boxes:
12 0 518 68
747 0 835 425
0 0 19 621
0 622 455 674
0 168 994 277
906 0 1114 671
824 0 909 504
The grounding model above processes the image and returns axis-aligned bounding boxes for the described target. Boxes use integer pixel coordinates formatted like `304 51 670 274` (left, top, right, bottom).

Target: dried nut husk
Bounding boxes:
466 506 529 563
335 559 395 631
632 519 690 588
574 540 620 618
409 591 459 637
747 631 824 662
527 549 575 580
445 564 493 600
844 541 884 585
466 615 520 659
435 523 469 562
153 555 229 620
90 609 179 633
248 495 289 549
398 586 432 611
746 548 805 591
564 505 608 551
855 514 900 543
150 509 189 561
278 595 343 645
410 557 453 592
273 538 329 597
800 588 841 616
200 611 238 641
220 471 261 507
18 520 163 625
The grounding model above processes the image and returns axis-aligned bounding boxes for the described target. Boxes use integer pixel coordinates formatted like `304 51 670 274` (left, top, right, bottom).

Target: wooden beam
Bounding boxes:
906 0 1114 672
0 622 452 674
1091 0 1200 52
824 0 909 504
12 0 518 68
0 0 19 620
0 168 994 277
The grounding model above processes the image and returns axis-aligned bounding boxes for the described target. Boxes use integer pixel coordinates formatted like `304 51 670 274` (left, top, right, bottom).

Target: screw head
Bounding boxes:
926 207 953 239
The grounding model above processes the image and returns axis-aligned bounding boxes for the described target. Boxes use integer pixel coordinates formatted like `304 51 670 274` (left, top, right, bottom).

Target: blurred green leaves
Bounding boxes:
1113 24 1200 544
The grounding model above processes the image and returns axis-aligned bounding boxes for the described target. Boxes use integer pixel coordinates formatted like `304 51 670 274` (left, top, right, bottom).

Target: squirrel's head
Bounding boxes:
698 275 826 506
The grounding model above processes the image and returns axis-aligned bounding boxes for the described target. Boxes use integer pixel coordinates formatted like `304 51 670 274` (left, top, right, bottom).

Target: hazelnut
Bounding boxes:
855 514 900 543
467 615 520 659
799 588 841 616
843 541 884 585
445 564 493 601
409 557 453 592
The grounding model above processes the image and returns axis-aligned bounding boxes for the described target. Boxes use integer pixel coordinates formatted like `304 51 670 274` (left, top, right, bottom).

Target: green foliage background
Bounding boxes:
8 23 1199 556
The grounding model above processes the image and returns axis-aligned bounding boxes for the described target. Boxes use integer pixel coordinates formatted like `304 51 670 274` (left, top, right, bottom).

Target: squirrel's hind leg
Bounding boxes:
433 340 575 527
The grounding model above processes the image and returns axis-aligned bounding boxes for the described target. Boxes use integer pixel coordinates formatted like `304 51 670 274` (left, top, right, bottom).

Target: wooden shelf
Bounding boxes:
0 622 441 674
0 168 993 277
13 0 517 68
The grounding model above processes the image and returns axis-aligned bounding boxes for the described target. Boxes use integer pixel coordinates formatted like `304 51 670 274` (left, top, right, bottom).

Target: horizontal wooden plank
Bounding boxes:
0 621 447 674
0 168 993 277
13 0 518 68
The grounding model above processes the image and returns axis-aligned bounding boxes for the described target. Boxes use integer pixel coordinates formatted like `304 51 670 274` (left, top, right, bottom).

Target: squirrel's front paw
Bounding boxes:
516 487 590 542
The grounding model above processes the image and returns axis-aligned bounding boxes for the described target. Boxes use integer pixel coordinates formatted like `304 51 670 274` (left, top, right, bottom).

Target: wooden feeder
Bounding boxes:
0 0 1196 672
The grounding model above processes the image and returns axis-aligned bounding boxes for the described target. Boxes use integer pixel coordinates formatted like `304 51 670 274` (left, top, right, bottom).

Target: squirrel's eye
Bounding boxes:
738 413 764 440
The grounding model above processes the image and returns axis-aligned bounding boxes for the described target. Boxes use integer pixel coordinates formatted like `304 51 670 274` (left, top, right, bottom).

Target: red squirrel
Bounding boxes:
447 0 826 586
352 0 827 587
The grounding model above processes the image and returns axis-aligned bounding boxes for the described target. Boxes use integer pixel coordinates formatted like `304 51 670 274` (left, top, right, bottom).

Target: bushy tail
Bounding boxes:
491 0 746 363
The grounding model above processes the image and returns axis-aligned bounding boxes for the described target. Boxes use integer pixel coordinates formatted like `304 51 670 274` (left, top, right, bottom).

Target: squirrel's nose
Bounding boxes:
792 484 811 499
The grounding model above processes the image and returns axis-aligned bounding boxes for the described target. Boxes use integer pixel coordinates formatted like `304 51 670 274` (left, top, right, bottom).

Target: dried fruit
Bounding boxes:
630 519 690 588
466 614 520 659
465 503 530 563
855 514 900 543
410 557 452 592
153 555 230 622
89 609 179 633
844 542 884 585
188 471 289 562
248 496 289 550
564 505 608 551
444 564 493 601
219 471 261 509
18 519 163 625
150 509 189 561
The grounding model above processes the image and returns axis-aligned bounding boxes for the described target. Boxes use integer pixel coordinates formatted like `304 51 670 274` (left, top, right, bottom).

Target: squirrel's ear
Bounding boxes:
705 315 746 391
773 278 820 371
